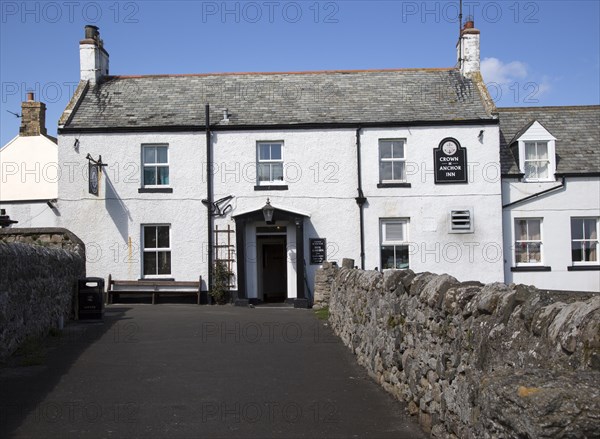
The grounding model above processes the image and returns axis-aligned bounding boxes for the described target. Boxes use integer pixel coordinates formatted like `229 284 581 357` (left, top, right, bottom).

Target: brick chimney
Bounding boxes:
456 17 480 78
79 25 109 83
20 92 47 137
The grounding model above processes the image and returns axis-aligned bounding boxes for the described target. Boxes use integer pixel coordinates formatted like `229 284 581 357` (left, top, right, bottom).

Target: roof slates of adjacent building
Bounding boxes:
498 106 600 175
64 69 492 130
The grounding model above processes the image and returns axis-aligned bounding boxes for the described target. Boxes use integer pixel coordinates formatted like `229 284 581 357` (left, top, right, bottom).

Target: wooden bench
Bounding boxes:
106 274 202 305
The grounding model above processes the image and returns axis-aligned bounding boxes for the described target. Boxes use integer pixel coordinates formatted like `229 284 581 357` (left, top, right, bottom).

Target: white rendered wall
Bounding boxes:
0 202 59 227
212 125 503 296
361 126 503 284
503 177 600 292
57 132 208 285
0 135 58 201
58 124 503 294
211 129 360 297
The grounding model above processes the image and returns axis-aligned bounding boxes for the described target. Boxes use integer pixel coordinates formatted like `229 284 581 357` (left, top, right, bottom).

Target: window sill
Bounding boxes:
511 266 551 272
377 182 412 188
254 185 289 191
138 277 175 281
567 265 600 271
138 188 173 193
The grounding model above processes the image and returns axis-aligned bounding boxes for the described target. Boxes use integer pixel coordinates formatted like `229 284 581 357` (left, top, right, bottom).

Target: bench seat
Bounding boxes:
106 275 202 305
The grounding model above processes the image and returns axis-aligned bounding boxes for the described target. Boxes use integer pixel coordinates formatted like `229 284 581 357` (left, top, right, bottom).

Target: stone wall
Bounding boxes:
0 228 85 258
322 264 600 438
0 239 85 360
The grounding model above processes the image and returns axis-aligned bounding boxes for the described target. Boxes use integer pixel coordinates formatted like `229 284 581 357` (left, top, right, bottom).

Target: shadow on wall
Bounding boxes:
104 174 130 242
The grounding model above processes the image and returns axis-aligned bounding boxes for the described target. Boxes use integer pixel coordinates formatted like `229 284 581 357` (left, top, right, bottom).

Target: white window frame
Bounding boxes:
141 224 172 278
514 218 544 266
523 141 551 181
516 121 556 182
380 219 410 270
257 141 284 185
571 217 599 265
379 139 407 183
142 144 170 188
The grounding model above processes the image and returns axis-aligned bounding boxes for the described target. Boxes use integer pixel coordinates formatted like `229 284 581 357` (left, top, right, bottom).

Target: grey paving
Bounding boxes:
0 305 426 439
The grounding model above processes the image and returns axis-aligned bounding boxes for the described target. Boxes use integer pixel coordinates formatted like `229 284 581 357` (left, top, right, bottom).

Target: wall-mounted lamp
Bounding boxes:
74 138 80 151
478 130 484 141
262 198 274 223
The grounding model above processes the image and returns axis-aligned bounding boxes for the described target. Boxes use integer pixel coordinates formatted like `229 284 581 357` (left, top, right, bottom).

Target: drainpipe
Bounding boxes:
355 127 367 270
502 177 566 209
206 104 213 296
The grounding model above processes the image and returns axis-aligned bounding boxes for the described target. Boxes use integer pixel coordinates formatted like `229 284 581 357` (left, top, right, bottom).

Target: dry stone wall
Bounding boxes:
322 265 600 438
0 240 85 360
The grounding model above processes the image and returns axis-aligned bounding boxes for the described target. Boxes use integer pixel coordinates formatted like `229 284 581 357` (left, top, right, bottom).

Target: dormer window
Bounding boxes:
515 121 556 182
524 141 549 180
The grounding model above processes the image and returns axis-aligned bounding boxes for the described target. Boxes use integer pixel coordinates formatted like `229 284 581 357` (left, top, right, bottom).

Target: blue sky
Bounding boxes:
1 1 599 146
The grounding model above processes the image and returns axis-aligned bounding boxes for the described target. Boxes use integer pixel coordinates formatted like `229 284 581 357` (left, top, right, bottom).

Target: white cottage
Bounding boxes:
499 106 600 293
57 23 505 305
0 93 59 227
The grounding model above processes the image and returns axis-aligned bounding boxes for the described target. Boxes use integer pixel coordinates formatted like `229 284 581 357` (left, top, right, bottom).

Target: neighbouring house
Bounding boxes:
56 22 505 305
499 106 600 292
0 92 59 228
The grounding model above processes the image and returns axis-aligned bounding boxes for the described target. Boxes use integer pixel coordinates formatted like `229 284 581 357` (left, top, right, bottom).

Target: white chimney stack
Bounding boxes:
79 25 109 83
456 18 480 78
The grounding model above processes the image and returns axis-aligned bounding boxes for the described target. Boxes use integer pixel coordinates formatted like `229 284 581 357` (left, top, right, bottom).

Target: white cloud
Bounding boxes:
481 57 553 105
481 57 528 85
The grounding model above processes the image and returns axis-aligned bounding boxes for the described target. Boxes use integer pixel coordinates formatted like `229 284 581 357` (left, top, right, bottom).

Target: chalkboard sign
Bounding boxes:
434 137 468 184
310 238 327 265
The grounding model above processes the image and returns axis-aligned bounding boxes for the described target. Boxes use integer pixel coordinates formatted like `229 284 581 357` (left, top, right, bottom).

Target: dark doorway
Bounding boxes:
257 236 287 302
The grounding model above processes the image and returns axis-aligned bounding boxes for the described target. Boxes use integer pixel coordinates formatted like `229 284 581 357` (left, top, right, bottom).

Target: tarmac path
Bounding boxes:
1 304 426 439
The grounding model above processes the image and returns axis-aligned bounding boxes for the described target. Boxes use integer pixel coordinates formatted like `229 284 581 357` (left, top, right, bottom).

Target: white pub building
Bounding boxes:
50 22 597 305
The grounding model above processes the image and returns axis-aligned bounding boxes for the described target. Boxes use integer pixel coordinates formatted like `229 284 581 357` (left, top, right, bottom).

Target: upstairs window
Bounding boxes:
143 145 169 186
515 121 556 182
523 141 549 180
380 219 410 269
142 225 171 277
571 218 598 264
515 218 543 265
379 139 406 183
257 142 284 184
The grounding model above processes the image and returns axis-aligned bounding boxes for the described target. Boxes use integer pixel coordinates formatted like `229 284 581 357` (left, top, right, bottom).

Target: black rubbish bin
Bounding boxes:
78 277 104 320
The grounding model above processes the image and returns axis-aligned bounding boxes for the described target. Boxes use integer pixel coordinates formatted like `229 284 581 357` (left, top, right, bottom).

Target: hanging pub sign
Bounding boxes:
434 137 468 184
310 238 327 265
86 153 106 196
88 162 99 196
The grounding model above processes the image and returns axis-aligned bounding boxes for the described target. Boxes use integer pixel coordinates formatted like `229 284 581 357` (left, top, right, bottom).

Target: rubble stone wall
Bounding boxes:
322 264 600 438
0 241 85 360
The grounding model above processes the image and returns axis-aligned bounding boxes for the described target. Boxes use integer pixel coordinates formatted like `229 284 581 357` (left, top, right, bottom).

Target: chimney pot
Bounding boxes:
84 25 99 40
27 92 34 102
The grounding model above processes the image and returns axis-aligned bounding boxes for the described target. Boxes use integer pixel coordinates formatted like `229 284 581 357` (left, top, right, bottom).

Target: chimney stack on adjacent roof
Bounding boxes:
457 17 480 78
20 92 47 137
80 25 109 83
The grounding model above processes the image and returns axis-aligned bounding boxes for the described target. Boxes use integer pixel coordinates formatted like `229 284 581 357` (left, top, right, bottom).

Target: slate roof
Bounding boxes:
498 106 600 175
63 69 493 130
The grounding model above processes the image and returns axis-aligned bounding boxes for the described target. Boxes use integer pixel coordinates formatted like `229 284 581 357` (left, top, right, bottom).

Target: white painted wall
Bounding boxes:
0 135 58 201
361 126 504 284
503 177 600 292
0 134 59 227
57 124 503 295
57 132 208 285
212 125 504 297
